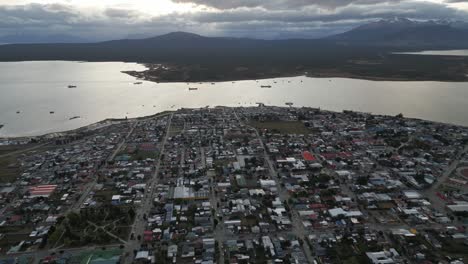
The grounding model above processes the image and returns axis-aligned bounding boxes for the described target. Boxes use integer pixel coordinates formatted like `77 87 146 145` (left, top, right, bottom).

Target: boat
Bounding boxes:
134 82 143 85
68 85 77 88
50 111 55 114
0 124 3 130
260 85 272 88
69 116 80 120
285 102 294 106
16 111 20 114
189 87 198 91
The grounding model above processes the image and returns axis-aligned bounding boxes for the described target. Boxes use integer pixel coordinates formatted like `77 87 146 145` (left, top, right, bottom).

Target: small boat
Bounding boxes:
211 83 215 85
260 85 272 88
134 82 143 85
0 124 3 129
50 111 55 114
69 116 80 120
189 87 198 91
16 111 20 114
68 85 77 88
285 102 294 106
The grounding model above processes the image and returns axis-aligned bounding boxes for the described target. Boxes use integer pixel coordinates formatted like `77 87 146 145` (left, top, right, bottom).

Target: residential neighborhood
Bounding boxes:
1 106 468 264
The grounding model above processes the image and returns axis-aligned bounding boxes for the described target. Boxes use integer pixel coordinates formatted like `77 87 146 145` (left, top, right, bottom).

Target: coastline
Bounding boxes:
123 62 468 83
2 106 467 142
0 111 174 141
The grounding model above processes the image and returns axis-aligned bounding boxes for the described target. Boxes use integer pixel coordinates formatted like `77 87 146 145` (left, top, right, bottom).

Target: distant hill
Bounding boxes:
0 18 467 62
0 24 467 82
327 17 468 48
0 31 371 64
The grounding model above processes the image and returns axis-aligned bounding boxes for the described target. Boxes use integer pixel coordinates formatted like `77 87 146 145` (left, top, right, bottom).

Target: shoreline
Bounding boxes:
123 68 468 83
2 106 467 141
122 59 468 83
0 111 174 141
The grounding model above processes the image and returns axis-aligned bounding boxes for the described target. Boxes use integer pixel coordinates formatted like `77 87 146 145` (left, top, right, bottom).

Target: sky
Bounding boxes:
1 0 468 41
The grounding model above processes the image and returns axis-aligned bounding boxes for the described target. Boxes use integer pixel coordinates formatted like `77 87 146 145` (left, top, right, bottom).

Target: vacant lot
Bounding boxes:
249 121 310 134
0 155 20 183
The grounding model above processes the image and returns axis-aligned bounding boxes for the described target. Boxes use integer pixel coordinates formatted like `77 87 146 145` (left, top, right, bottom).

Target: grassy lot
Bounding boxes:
94 189 119 203
69 248 123 264
0 145 26 156
249 121 310 134
131 149 158 161
0 155 20 183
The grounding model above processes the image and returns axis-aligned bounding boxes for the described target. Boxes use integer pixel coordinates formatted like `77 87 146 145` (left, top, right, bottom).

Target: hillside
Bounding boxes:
0 21 467 82
328 18 468 48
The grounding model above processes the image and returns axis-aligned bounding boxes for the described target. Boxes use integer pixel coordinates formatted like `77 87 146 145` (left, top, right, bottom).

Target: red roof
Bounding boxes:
29 185 57 197
9 215 22 222
309 203 327 210
321 152 352 160
144 230 153 241
302 151 316 161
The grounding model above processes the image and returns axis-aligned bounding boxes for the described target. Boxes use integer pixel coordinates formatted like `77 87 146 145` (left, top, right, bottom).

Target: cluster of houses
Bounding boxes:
1 106 468 264
0 122 133 254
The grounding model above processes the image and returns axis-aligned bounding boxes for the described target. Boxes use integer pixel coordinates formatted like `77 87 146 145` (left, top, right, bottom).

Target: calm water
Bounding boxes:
395 50 468 56
1 61 468 137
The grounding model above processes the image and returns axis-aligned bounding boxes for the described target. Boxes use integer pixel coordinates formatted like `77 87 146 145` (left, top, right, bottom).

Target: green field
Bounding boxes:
0 155 20 183
249 121 310 134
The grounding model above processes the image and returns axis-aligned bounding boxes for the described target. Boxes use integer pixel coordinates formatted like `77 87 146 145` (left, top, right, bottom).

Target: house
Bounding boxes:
366 248 402 264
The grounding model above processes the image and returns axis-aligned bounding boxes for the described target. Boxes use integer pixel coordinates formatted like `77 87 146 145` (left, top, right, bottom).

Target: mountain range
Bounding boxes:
1 17 467 47
328 17 468 47
0 18 467 82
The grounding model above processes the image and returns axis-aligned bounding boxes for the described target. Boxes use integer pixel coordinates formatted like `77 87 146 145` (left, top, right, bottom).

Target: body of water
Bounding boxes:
1 61 468 137
395 49 468 56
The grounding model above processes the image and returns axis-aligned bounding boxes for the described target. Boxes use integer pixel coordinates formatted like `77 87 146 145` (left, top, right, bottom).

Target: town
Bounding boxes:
1 106 468 264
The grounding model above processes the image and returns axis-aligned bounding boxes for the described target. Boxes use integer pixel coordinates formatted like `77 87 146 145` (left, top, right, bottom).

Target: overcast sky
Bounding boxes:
1 0 468 41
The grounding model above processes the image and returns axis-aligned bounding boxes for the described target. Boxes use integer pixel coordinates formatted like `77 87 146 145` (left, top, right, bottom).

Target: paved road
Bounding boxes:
122 114 173 264
71 122 138 212
423 145 468 216
209 161 226 264
233 110 314 263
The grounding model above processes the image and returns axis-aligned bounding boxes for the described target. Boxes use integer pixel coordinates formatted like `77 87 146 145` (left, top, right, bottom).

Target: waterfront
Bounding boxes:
1 61 468 137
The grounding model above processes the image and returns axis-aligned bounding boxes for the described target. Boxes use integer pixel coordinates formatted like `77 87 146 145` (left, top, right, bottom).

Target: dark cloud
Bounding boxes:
171 0 401 9
0 0 466 41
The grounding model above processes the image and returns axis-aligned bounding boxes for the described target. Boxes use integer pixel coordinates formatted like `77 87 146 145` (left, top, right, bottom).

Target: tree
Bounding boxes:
356 176 368 186
128 207 136 220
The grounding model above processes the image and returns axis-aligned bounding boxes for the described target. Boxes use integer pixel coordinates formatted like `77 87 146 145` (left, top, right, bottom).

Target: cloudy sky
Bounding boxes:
1 0 468 41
